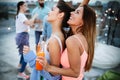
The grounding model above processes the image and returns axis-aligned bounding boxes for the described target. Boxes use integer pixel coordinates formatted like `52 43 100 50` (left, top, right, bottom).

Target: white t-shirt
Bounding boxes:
16 13 30 33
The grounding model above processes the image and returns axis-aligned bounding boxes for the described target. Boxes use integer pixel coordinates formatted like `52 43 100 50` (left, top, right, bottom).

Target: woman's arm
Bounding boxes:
80 0 90 6
23 46 36 68
24 19 34 26
24 13 38 27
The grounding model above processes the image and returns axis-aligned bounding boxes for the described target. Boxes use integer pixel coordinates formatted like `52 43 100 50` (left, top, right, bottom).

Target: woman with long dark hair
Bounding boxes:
23 0 73 80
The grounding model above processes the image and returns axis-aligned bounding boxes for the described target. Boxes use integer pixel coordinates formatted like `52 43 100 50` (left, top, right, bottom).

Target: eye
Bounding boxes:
77 11 79 14
75 10 79 14
74 9 80 14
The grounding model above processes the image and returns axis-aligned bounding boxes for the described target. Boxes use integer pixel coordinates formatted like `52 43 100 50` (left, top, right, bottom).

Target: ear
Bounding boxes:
58 12 64 19
20 5 23 9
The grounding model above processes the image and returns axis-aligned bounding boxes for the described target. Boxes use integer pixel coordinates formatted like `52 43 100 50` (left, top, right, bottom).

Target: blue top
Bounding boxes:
31 3 50 31
42 16 52 40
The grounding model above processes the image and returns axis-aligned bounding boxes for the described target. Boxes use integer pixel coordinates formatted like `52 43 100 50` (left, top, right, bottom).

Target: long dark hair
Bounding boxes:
78 5 96 71
16 1 25 15
57 0 74 41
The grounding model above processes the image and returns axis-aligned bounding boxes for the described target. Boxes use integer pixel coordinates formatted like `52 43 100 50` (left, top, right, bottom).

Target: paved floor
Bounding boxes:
0 26 35 80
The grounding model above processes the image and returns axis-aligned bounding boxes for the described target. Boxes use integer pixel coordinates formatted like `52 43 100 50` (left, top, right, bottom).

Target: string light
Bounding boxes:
112 10 115 13
108 16 111 19
105 25 108 28
105 33 107 36
105 10 108 13
100 19 104 22
104 13 107 16
108 8 111 11
7 27 11 30
96 24 99 27
115 18 118 21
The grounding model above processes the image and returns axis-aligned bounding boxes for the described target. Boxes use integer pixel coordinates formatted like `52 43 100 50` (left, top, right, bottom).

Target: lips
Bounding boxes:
69 16 73 21
48 13 50 16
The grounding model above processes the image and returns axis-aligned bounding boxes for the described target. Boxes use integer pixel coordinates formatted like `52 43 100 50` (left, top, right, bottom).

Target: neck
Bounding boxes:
71 26 82 35
19 9 24 14
51 21 62 34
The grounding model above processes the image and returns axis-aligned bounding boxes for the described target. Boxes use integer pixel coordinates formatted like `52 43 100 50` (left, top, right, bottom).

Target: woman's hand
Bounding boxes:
23 45 30 54
36 56 49 71
80 0 90 6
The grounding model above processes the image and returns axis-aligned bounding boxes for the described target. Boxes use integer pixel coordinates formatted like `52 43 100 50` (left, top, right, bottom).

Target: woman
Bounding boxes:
38 4 96 80
23 0 73 80
15 1 36 79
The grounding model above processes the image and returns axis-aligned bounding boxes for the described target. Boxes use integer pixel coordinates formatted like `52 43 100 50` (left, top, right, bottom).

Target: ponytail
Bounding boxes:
16 1 25 16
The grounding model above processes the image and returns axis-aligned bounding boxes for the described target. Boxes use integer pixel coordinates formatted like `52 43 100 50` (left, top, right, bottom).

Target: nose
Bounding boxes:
70 11 74 15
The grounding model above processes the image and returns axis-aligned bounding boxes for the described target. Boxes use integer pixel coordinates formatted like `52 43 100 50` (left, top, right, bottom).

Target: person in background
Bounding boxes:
23 0 74 80
32 0 50 51
42 15 52 40
15 1 36 79
38 0 96 80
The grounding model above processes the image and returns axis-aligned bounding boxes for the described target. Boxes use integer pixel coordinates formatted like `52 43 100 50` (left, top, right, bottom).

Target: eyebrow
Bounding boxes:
76 9 81 13
77 9 80 11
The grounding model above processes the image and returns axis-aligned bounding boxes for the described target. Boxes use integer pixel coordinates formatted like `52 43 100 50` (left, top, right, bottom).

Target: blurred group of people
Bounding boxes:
15 0 51 79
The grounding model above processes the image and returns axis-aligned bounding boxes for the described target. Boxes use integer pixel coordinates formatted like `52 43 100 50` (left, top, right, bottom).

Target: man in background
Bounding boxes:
32 0 50 50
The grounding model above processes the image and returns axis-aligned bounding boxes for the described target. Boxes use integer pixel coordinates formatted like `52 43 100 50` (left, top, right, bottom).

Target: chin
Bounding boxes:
47 19 51 23
67 20 71 25
47 18 52 23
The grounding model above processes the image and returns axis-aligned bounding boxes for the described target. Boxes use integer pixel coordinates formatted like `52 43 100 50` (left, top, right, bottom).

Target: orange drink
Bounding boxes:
36 44 41 54
36 51 45 70
36 35 45 70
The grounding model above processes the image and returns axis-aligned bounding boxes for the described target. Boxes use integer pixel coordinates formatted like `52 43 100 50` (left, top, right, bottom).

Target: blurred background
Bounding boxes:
0 0 120 80
0 0 120 46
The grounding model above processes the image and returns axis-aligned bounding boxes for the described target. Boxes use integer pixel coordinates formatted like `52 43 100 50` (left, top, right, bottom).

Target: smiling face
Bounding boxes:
20 3 28 12
67 6 84 28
